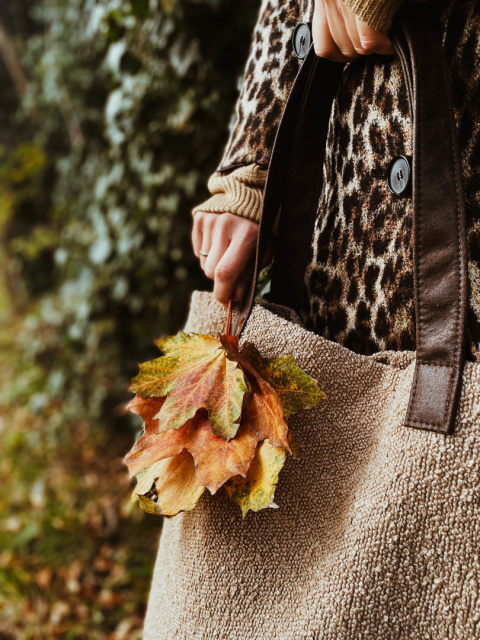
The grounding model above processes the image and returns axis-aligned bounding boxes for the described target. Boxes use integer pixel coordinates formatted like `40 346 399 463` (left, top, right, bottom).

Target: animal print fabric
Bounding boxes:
303 55 415 355
303 0 480 360
218 0 480 360
218 0 313 171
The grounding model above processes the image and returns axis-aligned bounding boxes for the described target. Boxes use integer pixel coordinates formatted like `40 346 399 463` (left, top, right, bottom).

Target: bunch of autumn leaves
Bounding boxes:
124 329 324 517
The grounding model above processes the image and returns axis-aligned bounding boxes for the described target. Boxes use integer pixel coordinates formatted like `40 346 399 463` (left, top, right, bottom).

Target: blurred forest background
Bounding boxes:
0 0 257 637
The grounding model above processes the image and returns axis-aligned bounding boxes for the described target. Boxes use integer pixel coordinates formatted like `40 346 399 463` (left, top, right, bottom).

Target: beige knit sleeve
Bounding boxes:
191 164 267 224
343 0 404 32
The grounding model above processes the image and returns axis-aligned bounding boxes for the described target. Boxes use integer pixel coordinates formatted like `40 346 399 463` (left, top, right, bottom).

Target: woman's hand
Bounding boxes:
312 0 395 62
192 212 259 307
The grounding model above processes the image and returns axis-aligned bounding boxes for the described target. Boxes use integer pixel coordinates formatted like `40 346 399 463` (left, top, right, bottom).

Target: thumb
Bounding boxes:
233 262 257 303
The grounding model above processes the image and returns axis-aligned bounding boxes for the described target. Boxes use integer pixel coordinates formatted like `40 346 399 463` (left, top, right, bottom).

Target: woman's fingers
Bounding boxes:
191 213 203 259
342 7 365 54
198 212 215 270
204 221 230 280
313 0 345 63
213 239 246 306
355 18 395 54
212 227 258 306
192 210 213 270
313 0 396 61
191 212 259 307
323 0 359 61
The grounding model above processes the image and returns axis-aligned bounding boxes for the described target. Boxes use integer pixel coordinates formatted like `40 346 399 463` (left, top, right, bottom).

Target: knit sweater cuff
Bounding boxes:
192 164 267 224
343 0 403 31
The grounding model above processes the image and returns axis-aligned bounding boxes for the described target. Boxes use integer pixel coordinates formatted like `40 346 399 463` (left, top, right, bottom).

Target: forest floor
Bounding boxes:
0 274 161 639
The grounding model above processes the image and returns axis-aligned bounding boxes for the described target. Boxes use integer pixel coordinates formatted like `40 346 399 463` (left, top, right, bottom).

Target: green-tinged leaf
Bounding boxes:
224 440 287 517
241 342 325 417
137 494 164 515
130 332 221 397
155 331 220 359
130 332 247 439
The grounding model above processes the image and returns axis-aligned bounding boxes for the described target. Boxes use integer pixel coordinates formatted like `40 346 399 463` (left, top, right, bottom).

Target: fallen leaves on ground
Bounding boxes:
125 330 325 517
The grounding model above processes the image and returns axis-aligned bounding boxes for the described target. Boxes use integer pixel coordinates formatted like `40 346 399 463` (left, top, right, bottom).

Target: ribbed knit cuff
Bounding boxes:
192 164 267 224
343 0 403 31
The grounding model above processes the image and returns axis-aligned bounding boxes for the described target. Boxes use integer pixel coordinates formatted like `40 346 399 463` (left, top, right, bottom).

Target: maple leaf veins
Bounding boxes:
129 332 247 440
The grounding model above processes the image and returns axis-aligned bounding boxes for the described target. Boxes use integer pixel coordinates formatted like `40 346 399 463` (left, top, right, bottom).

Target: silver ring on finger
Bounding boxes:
200 250 209 257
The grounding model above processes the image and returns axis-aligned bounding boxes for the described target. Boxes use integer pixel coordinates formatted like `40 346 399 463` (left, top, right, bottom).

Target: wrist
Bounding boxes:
192 164 267 224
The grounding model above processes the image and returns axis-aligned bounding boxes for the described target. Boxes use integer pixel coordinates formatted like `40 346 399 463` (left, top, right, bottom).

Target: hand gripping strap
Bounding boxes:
233 7 467 435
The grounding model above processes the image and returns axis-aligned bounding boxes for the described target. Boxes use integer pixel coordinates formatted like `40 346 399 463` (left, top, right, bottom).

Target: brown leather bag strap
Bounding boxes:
393 10 468 434
233 7 467 435
231 51 344 337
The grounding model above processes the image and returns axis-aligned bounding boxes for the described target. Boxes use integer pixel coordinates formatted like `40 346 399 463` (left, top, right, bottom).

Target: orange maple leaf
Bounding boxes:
129 332 247 440
124 310 325 516
125 399 260 494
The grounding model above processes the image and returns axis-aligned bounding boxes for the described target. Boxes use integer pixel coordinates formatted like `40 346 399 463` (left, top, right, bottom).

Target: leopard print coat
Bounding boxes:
218 0 480 361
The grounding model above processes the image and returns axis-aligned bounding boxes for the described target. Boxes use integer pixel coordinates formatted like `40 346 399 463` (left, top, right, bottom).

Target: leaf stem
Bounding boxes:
225 299 233 336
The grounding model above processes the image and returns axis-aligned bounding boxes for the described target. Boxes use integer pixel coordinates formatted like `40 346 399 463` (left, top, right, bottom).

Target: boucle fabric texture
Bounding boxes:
192 164 267 223
143 291 480 640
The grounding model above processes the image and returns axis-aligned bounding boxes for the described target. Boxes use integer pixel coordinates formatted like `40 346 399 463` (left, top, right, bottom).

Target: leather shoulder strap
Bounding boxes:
394 10 468 434
231 52 344 334
233 7 468 435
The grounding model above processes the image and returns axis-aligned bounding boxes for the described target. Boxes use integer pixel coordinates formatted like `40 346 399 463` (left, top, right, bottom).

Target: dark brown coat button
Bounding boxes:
387 155 412 195
292 23 312 60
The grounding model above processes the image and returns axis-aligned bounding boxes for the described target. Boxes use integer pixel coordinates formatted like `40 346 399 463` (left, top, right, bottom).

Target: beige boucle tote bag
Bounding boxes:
143 10 480 640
